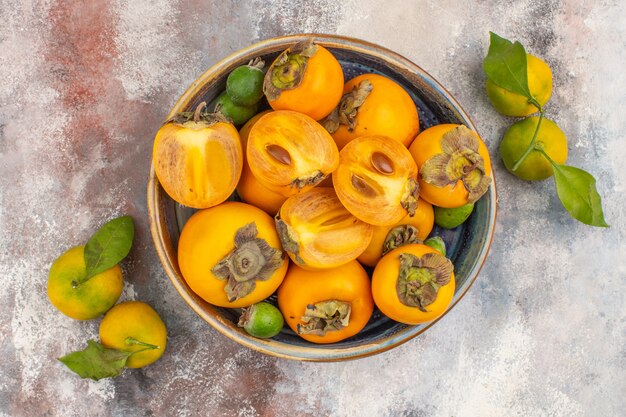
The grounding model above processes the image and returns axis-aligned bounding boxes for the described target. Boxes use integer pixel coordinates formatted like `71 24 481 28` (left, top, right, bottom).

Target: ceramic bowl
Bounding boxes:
147 34 497 361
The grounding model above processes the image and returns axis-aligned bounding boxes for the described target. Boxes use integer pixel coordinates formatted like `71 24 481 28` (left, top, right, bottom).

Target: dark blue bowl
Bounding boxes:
148 34 497 361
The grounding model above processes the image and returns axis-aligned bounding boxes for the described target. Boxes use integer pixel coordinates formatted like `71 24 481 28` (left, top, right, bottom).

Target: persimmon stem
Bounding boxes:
511 107 544 172
125 337 159 354
193 102 207 122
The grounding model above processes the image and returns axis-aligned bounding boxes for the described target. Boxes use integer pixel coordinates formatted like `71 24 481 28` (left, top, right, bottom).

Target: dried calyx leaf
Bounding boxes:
212 223 284 302
275 215 305 265
322 79 373 133
290 171 325 190
396 252 453 311
420 126 491 203
297 300 351 336
382 225 422 256
264 39 318 101
401 178 419 216
165 101 231 126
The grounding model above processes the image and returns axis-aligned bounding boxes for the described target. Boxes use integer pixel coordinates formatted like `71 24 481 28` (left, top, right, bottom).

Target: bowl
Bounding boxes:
147 34 497 361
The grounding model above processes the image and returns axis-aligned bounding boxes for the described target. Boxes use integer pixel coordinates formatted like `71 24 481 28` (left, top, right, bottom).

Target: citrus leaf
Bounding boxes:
84 216 134 279
484 32 533 99
59 340 132 381
552 164 609 227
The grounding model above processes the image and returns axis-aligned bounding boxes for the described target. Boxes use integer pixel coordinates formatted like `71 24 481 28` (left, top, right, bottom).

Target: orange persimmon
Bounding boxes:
322 73 420 149
277 261 374 344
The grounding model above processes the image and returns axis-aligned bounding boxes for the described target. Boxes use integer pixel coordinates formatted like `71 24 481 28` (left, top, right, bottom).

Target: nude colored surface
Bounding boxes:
1 1 624 416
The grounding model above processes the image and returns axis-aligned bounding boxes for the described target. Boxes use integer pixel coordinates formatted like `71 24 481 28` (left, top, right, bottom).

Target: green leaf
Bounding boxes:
59 340 132 381
552 164 609 227
484 32 533 99
84 215 134 279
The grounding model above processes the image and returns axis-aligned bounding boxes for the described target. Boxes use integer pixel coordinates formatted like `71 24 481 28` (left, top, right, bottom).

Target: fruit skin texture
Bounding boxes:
236 111 286 215
226 65 265 106
277 261 374 344
99 301 167 368
177 202 288 308
47 246 123 320
277 187 373 270
372 244 455 325
500 116 567 181
239 302 284 338
409 124 492 208
358 198 434 267
330 73 420 149
247 110 339 197
153 119 242 209
486 54 552 117
266 44 343 120
434 203 474 229
214 92 259 125
333 134 419 226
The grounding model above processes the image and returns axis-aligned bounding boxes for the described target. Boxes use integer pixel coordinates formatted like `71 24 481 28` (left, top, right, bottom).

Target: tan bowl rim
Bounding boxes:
147 33 498 361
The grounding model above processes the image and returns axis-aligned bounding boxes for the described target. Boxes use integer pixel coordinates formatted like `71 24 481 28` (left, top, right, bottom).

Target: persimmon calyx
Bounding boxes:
382 225 422 256
396 252 453 311
165 101 231 127
297 300 351 336
211 223 284 302
291 171 325 190
401 178 419 216
322 79 373 133
263 38 317 101
420 125 491 203
275 216 305 265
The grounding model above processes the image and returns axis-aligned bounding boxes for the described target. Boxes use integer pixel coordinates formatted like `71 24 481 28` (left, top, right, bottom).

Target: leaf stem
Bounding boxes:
511 108 544 171
125 337 160 354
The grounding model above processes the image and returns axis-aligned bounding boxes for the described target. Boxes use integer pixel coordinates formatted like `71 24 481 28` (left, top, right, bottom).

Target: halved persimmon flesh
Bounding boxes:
276 187 373 270
332 135 419 226
247 110 339 197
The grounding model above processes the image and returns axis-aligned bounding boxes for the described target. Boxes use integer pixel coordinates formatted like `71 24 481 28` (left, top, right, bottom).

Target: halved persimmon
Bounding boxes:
247 110 339 197
358 198 434 267
236 111 287 215
276 187 373 270
332 135 419 226
322 73 420 149
153 103 242 209
264 39 343 121
409 124 492 208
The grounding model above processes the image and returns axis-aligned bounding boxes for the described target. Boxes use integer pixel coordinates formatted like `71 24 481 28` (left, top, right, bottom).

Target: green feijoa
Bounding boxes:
424 236 446 256
238 302 284 339
214 92 258 126
434 203 475 229
226 61 265 106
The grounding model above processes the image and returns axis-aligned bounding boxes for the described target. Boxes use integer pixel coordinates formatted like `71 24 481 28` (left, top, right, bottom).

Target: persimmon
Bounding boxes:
372 243 455 325
357 198 434 267
153 102 242 209
247 110 339 197
322 73 420 149
332 135 419 226
409 124 492 208
276 187 373 270
236 111 287 215
277 261 374 344
264 39 343 120
178 202 288 308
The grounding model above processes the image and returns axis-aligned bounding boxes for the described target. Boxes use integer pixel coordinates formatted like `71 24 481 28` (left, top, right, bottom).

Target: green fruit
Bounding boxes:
434 203 475 229
238 302 284 338
424 236 446 256
227 65 265 106
500 116 568 181
214 92 258 125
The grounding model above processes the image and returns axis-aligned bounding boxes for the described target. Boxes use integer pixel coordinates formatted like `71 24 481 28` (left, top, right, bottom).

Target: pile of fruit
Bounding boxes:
153 39 493 344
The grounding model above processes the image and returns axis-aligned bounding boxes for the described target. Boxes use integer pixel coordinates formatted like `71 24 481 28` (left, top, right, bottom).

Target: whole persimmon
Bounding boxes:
247 110 339 197
322 73 420 149
333 135 419 226
264 39 343 121
409 124 492 208
178 202 288 308
153 102 242 209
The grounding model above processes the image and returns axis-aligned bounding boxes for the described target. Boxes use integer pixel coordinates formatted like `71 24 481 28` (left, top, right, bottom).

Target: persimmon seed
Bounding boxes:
351 174 377 197
265 144 292 165
371 152 394 175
